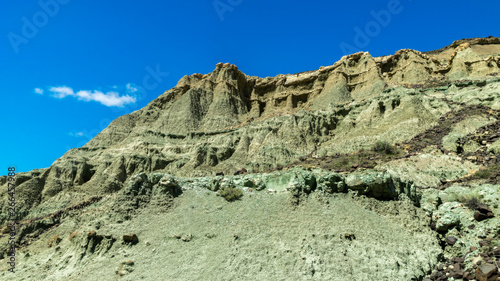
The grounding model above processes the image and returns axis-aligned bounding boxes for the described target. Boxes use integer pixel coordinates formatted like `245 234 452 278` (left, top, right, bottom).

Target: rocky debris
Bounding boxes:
116 260 135 276
427 257 469 280
458 120 500 178
0 195 102 252
474 205 495 221
123 172 181 197
181 234 193 242
479 240 490 247
286 169 317 198
476 263 498 281
425 36 500 56
343 233 356 241
316 172 346 194
87 230 98 239
157 174 182 196
290 149 391 174
425 226 500 281
445 236 458 246
403 104 499 155
79 230 116 258
233 168 247 175
123 234 139 244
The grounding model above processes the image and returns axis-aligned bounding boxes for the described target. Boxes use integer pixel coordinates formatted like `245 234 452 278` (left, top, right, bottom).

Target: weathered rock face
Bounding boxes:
1 37 500 281
1 37 500 219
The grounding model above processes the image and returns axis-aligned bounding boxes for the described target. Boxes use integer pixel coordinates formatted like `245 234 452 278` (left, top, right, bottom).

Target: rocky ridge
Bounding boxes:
0 37 499 280
3 37 499 209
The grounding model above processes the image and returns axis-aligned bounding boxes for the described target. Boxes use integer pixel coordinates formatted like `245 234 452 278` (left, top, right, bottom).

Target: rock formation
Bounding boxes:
0 37 499 280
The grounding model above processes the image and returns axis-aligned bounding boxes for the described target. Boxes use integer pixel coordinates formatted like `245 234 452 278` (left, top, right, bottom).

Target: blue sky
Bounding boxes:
1 0 499 174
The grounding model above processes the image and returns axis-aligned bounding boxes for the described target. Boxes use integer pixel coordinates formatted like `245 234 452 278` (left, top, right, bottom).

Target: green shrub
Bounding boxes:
372 141 395 154
317 149 328 158
448 191 485 210
218 187 243 202
464 196 484 210
474 167 493 179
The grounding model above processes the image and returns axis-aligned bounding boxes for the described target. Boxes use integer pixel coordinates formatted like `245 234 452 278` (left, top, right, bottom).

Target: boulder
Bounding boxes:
474 211 495 221
445 236 458 246
123 172 148 196
286 169 317 196
241 176 266 191
475 263 498 281
345 170 397 199
474 205 495 222
155 174 181 196
123 234 139 244
316 172 345 193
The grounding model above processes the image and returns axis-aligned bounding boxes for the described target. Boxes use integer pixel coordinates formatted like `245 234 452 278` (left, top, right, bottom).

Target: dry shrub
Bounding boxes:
69 231 79 241
372 140 395 154
48 234 62 247
218 187 243 202
464 197 484 210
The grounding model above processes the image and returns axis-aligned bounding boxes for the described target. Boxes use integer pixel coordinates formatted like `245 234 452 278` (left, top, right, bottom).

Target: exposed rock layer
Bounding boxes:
1 37 500 281
5 38 497 205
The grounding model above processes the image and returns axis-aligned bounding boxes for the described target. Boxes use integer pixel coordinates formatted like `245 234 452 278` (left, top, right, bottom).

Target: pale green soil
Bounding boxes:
0 189 440 281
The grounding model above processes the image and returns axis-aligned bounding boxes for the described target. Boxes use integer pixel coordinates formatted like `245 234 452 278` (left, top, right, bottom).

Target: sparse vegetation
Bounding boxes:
0 225 10 234
217 187 243 202
448 191 486 210
69 231 79 241
48 234 62 247
289 146 400 172
464 196 484 210
372 140 395 154
473 165 495 179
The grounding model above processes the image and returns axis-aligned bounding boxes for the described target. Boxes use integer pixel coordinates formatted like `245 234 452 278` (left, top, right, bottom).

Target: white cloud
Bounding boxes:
44 85 137 107
49 86 74 98
69 132 85 137
75 90 136 107
34 88 44 95
126 83 139 94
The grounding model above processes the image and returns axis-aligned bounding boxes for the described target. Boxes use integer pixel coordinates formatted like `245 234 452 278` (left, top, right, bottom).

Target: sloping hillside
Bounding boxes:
0 37 499 281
